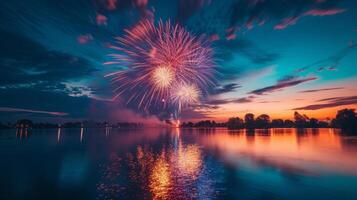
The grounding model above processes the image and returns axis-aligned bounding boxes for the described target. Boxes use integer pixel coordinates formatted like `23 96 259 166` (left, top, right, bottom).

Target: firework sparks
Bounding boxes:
172 82 200 111
106 20 216 119
152 65 174 89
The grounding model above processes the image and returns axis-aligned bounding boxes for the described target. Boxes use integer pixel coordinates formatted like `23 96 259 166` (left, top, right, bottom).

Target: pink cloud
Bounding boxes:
107 0 117 10
209 34 220 41
134 0 148 7
96 14 107 25
273 8 345 30
249 76 318 95
88 99 163 124
246 20 254 30
258 19 266 26
77 34 93 44
274 17 299 30
304 8 346 16
225 27 235 33
327 66 337 71
226 33 236 40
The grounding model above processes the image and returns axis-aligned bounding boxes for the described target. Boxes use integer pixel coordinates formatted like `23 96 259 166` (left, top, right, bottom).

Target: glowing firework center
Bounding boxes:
152 65 174 89
106 20 215 120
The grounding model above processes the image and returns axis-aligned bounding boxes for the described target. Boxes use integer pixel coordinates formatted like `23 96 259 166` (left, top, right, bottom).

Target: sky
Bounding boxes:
0 0 357 123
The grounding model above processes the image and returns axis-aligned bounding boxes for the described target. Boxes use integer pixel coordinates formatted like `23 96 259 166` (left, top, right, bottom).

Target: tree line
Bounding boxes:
181 108 357 131
1 108 356 131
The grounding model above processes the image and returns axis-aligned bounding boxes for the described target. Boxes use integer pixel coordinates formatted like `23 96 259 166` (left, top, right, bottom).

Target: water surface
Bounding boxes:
1 128 357 199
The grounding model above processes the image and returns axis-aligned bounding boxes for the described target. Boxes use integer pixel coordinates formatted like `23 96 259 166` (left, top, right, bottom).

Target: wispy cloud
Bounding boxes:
200 96 255 107
258 100 281 104
274 16 299 30
232 96 255 103
77 34 93 44
0 107 68 116
274 8 345 30
296 42 357 73
298 87 344 93
304 8 346 16
293 96 357 110
211 83 241 95
249 76 317 95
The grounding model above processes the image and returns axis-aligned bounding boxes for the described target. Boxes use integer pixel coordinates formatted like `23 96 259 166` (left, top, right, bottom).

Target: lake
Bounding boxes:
1 128 357 200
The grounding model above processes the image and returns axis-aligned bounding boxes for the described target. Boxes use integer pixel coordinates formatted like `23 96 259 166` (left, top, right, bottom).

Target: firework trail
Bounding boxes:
105 20 216 120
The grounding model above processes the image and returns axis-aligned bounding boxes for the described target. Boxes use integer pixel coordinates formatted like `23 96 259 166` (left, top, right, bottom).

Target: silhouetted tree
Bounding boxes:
63 122 82 128
284 120 295 128
271 119 284 127
182 122 194 127
32 123 58 129
244 113 255 129
16 119 33 128
227 117 244 129
332 109 357 130
195 120 215 127
255 114 270 128
0 122 3 129
294 111 308 128
309 118 319 128
318 121 329 128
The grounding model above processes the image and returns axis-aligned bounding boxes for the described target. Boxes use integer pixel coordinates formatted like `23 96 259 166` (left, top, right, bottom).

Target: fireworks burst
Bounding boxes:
152 65 174 89
106 20 216 119
172 82 200 111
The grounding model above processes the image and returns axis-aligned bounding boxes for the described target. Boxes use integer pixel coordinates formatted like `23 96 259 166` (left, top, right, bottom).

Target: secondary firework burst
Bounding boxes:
105 20 216 117
172 82 200 111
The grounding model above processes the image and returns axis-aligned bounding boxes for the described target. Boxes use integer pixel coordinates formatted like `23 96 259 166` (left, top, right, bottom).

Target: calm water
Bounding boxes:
1 128 357 200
